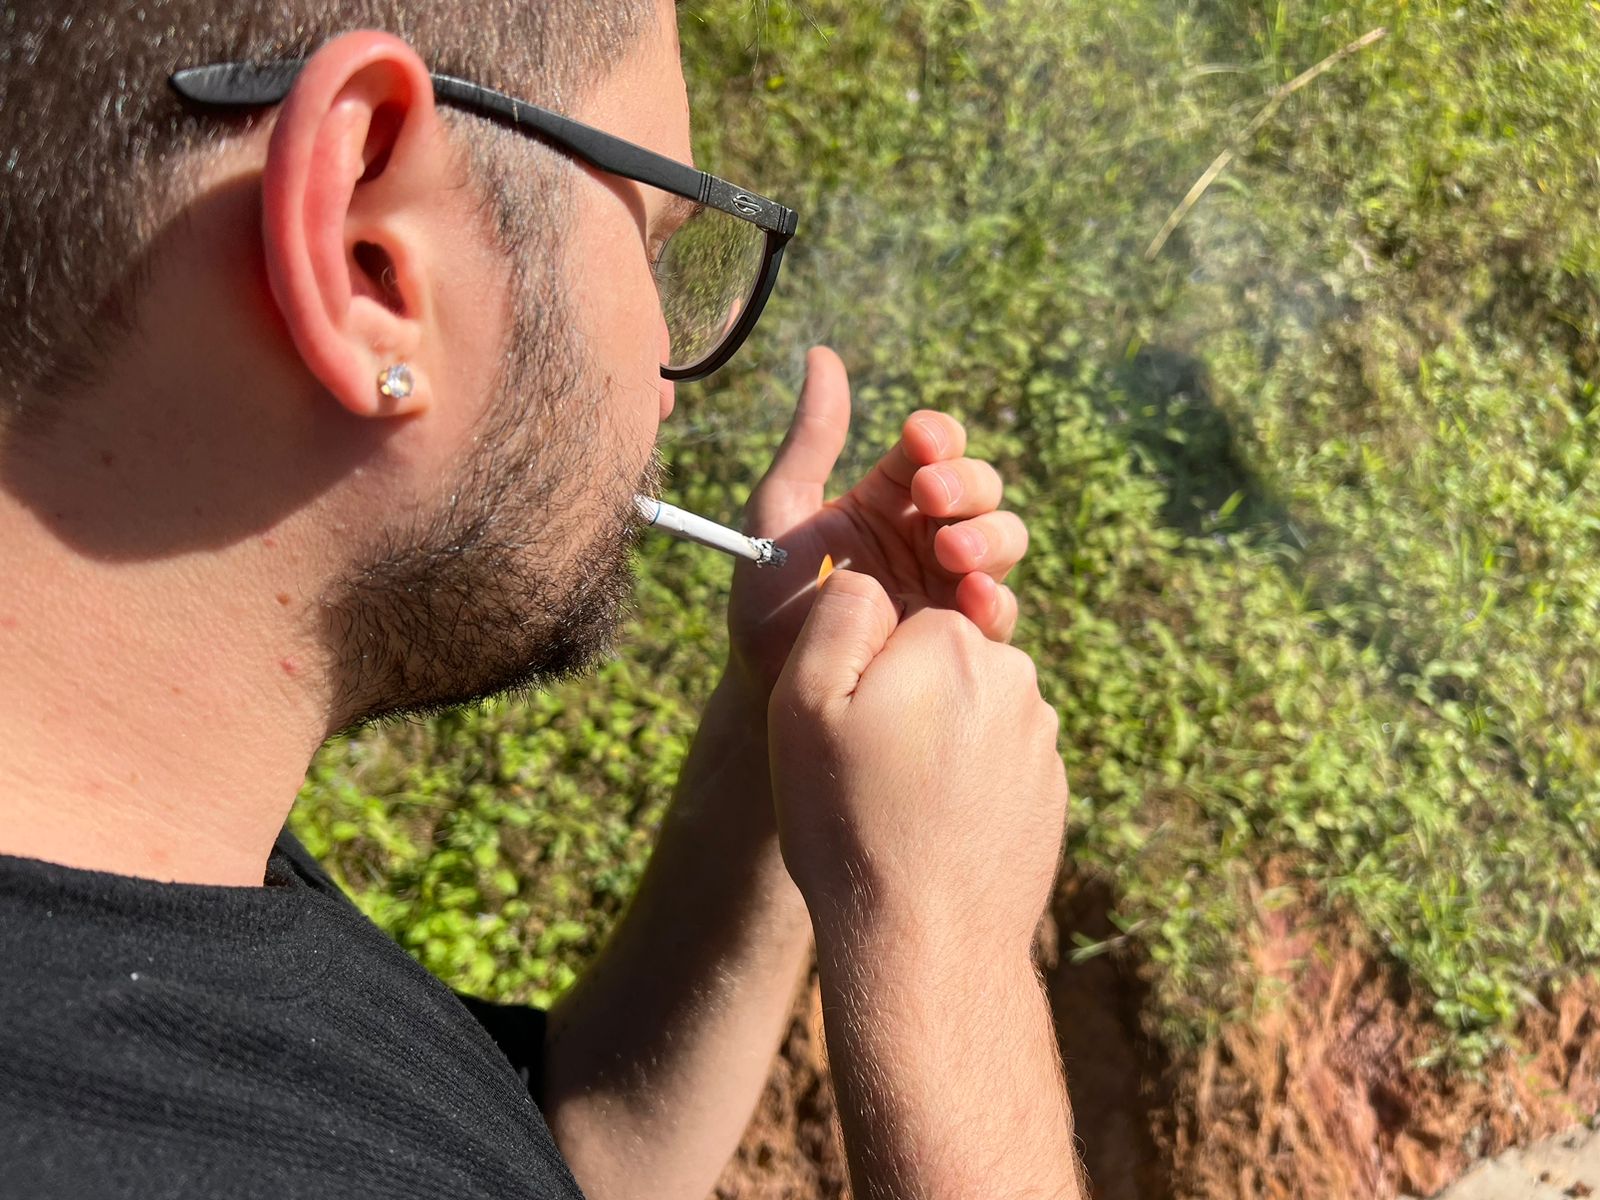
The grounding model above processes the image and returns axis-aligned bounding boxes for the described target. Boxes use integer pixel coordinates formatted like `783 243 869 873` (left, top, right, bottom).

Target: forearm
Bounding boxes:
815 910 1085 1200
542 674 812 1200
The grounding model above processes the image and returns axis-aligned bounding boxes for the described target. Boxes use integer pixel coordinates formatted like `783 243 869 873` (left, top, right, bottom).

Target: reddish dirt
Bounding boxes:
1042 873 1173 1200
714 971 848 1199
1162 916 1600 1200
714 871 1600 1199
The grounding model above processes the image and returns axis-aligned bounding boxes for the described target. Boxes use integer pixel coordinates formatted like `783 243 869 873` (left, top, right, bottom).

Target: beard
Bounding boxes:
326 264 660 731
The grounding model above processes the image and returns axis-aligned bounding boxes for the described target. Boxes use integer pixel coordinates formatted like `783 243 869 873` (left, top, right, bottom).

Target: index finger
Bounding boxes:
870 410 969 491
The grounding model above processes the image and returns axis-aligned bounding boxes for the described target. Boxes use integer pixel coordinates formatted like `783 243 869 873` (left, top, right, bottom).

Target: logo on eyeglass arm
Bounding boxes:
731 193 763 217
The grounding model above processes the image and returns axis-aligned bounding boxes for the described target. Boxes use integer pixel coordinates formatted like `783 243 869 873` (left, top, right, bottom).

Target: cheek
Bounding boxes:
610 267 670 432
421 224 522 460
658 324 676 420
569 208 669 417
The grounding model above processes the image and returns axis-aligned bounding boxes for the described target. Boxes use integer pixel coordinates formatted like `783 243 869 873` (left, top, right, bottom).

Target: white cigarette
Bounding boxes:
635 495 788 568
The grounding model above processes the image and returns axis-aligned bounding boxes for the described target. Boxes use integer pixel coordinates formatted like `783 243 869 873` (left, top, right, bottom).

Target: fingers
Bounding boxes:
845 404 1028 642
934 510 1029 578
871 409 968 490
747 346 851 536
956 571 1020 643
778 569 902 715
910 457 1004 519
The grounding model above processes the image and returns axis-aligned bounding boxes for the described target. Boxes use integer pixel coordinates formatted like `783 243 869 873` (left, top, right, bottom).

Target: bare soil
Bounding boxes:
714 969 847 1199
714 870 1600 1199
1162 928 1600 1200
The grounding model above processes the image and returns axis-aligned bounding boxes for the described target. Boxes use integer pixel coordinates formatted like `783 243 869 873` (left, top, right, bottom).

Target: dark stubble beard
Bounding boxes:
325 267 659 731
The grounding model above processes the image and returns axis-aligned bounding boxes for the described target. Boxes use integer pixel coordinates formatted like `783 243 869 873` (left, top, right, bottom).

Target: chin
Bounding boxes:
475 546 639 700
328 492 644 732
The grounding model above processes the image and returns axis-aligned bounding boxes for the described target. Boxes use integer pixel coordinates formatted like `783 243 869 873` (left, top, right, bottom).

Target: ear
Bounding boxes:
261 32 446 419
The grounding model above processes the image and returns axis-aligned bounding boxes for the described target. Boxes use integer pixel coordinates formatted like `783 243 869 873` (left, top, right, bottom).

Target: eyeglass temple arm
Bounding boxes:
169 62 798 238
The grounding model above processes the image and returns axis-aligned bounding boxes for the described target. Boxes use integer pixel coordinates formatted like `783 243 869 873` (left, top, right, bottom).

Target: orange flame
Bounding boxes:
817 554 835 586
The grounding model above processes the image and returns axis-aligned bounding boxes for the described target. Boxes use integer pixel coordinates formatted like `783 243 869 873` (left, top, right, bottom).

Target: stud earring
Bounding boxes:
377 363 414 402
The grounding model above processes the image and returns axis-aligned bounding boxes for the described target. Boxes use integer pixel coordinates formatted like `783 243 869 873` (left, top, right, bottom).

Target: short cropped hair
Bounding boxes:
0 1 656 409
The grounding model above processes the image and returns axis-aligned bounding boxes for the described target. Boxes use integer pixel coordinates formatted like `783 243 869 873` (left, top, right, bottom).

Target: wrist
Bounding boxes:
721 648 778 715
676 670 769 787
708 666 770 738
663 667 779 847
808 882 1039 988
812 899 1080 1200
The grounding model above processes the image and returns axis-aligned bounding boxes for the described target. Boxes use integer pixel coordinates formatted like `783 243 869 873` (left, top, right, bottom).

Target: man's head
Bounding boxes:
0 1 690 730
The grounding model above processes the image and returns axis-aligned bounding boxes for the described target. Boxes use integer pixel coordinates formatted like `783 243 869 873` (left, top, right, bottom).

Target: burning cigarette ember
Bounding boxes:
817 554 835 586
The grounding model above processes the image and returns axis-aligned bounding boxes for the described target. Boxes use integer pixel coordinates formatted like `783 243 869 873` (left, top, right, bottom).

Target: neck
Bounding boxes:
0 495 334 887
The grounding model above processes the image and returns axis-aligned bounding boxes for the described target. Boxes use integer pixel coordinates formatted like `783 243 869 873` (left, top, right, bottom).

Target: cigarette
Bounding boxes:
635 495 788 568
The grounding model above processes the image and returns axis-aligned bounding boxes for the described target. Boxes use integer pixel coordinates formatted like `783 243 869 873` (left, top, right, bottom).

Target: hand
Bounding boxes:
767 570 1069 954
727 346 1028 697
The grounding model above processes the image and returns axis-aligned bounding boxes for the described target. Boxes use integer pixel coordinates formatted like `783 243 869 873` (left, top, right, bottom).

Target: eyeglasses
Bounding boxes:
169 61 799 383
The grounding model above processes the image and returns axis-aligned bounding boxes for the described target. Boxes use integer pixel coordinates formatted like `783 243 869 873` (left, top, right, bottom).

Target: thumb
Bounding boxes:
777 570 901 716
746 346 851 536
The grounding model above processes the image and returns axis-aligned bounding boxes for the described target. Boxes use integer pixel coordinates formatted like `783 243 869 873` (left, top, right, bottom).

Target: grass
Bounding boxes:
293 0 1600 1066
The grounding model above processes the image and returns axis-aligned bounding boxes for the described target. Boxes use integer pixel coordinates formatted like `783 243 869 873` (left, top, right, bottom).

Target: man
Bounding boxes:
0 1 1082 1197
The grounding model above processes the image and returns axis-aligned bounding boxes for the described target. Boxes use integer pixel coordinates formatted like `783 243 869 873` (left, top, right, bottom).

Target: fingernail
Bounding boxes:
934 467 961 506
959 530 987 563
915 417 946 454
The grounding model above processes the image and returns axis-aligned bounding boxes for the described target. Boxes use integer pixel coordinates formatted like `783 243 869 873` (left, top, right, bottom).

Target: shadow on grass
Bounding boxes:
1106 345 1293 544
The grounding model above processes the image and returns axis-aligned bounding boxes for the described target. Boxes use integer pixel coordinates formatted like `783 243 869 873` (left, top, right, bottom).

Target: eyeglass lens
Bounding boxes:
654 203 767 372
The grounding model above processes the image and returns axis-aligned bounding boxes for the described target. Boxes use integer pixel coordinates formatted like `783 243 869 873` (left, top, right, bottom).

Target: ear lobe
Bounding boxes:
261 31 444 419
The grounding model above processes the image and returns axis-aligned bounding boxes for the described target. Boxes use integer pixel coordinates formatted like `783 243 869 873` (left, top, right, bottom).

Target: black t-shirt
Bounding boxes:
0 831 586 1200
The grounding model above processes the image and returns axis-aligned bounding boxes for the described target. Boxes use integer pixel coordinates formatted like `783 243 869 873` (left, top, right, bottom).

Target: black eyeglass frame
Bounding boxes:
168 61 799 383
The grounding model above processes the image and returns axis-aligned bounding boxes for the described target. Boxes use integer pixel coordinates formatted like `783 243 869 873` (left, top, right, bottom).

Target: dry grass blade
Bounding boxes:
1144 26 1389 261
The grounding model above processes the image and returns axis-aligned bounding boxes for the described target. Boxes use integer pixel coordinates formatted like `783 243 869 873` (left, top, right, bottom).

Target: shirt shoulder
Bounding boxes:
0 840 584 1200
272 827 357 904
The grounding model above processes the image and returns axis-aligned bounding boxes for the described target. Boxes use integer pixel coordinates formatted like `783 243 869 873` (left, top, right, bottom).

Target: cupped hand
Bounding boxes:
727 346 1029 696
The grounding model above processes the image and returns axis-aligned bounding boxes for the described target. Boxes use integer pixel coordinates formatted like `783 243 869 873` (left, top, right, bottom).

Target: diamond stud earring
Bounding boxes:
377 363 414 402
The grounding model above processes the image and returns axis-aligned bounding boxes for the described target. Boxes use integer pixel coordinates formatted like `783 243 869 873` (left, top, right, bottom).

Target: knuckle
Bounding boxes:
1004 644 1040 687
773 666 829 722
935 612 987 682
926 607 969 641
794 677 832 718
1038 700 1061 741
767 675 802 721
824 568 874 601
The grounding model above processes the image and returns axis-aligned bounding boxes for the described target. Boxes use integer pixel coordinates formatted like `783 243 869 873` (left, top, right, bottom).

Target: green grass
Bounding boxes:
293 0 1600 1065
